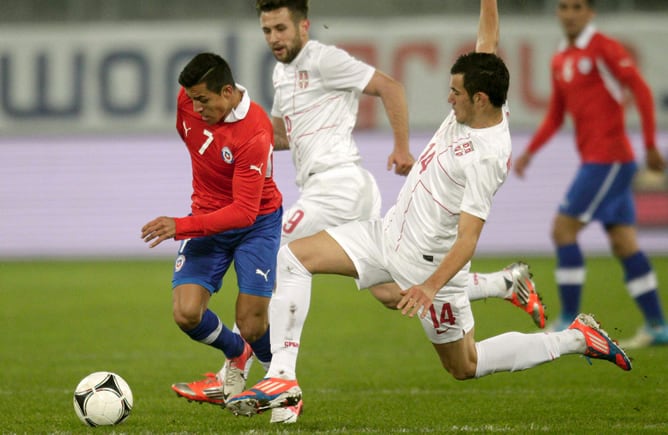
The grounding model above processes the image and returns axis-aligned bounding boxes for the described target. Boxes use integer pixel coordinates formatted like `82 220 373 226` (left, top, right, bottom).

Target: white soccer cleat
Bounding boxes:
270 399 303 423
222 341 254 402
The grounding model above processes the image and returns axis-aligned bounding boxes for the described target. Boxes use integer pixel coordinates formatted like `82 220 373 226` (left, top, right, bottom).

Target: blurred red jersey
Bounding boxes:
173 86 282 239
527 25 657 163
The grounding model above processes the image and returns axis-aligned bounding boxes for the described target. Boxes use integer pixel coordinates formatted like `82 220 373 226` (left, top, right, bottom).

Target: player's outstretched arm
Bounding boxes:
476 0 499 54
363 70 414 176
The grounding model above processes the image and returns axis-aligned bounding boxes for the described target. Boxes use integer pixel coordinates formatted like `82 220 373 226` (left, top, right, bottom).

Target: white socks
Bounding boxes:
266 246 313 380
467 270 511 301
474 329 585 377
260 252 591 382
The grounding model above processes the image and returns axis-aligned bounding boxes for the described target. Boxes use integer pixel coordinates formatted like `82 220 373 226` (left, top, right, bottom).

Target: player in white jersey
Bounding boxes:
271 38 387 244
375 103 513 345
174 0 543 422
227 0 632 419
256 0 545 317
263 6 412 245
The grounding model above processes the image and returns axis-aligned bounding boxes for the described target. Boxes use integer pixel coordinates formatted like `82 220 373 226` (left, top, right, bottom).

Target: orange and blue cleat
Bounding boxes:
568 313 632 371
227 377 302 417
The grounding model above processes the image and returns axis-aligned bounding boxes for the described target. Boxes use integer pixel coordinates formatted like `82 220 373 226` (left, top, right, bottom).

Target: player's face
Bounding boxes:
185 83 234 125
557 0 594 41
448 74 474 125
260 7 309 64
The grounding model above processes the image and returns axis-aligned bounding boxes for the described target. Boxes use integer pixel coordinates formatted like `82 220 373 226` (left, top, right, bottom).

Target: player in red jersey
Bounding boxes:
514 0 668 348
141 53 283 401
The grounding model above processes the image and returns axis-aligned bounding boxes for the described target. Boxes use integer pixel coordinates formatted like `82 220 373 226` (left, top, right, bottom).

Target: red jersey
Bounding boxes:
527 24 657 163
173 85 282 240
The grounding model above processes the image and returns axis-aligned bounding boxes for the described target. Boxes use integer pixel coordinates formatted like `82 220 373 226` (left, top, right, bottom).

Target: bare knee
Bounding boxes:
235 293 270 343
433 334 478 381
610 240 628 258
173 305 203 331
607 225 639 259
369 282 402 310
172 284 210 331
235 315 268 343
442 360 477 380
551 214 583 246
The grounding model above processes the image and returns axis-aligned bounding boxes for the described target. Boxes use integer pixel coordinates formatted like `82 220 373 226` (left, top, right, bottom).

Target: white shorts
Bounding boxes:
326 219 474 344
281 164 381 245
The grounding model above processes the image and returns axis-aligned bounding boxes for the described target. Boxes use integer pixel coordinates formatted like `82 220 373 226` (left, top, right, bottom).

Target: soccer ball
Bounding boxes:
73 371 133 426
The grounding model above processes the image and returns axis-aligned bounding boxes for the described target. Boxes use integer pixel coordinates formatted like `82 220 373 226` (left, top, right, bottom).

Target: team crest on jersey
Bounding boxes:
454 142 474 157
221 146 234 164
578 57 593 75
298 70 309 89
174 254 186 272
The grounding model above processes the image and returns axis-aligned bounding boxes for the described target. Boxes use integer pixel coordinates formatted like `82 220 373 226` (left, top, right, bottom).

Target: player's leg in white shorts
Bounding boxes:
325 219 393 290
388 256 474 344
327 220 474 343
269 168 380 423
281 165 381 245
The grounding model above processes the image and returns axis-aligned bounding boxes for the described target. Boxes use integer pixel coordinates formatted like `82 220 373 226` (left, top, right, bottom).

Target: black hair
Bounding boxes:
559 0 595 8
178 52 235 93
450 52 509 108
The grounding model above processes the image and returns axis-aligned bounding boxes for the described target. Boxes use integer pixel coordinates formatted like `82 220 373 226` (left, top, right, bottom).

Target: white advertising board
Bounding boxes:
1 131 666 258
0 15 666 134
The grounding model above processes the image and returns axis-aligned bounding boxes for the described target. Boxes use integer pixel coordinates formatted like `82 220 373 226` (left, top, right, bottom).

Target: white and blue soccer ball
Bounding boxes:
73 371 133 426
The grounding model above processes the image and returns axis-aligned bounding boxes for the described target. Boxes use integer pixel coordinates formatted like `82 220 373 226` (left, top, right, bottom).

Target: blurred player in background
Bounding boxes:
226 0 631 420
514 0 668 348
174 0 546 424
140 52 283 407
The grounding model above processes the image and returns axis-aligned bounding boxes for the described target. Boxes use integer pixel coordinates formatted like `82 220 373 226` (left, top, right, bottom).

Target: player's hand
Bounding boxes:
387 149 415 176
397 284 437 318
646 148 667 172
513 152 532 178
141 216 176 248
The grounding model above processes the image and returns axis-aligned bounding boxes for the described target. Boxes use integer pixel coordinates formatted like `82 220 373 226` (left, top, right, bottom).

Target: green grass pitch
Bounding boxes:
2 256 667 433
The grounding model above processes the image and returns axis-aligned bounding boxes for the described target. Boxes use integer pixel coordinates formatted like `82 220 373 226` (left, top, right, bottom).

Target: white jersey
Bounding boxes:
271 40 375 187
383 106 512 264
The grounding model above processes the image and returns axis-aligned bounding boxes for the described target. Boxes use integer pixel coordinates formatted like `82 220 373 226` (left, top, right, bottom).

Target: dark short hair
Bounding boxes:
450 52 509 108
178 53 235 93
256 0 308 20
560 0 595 8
